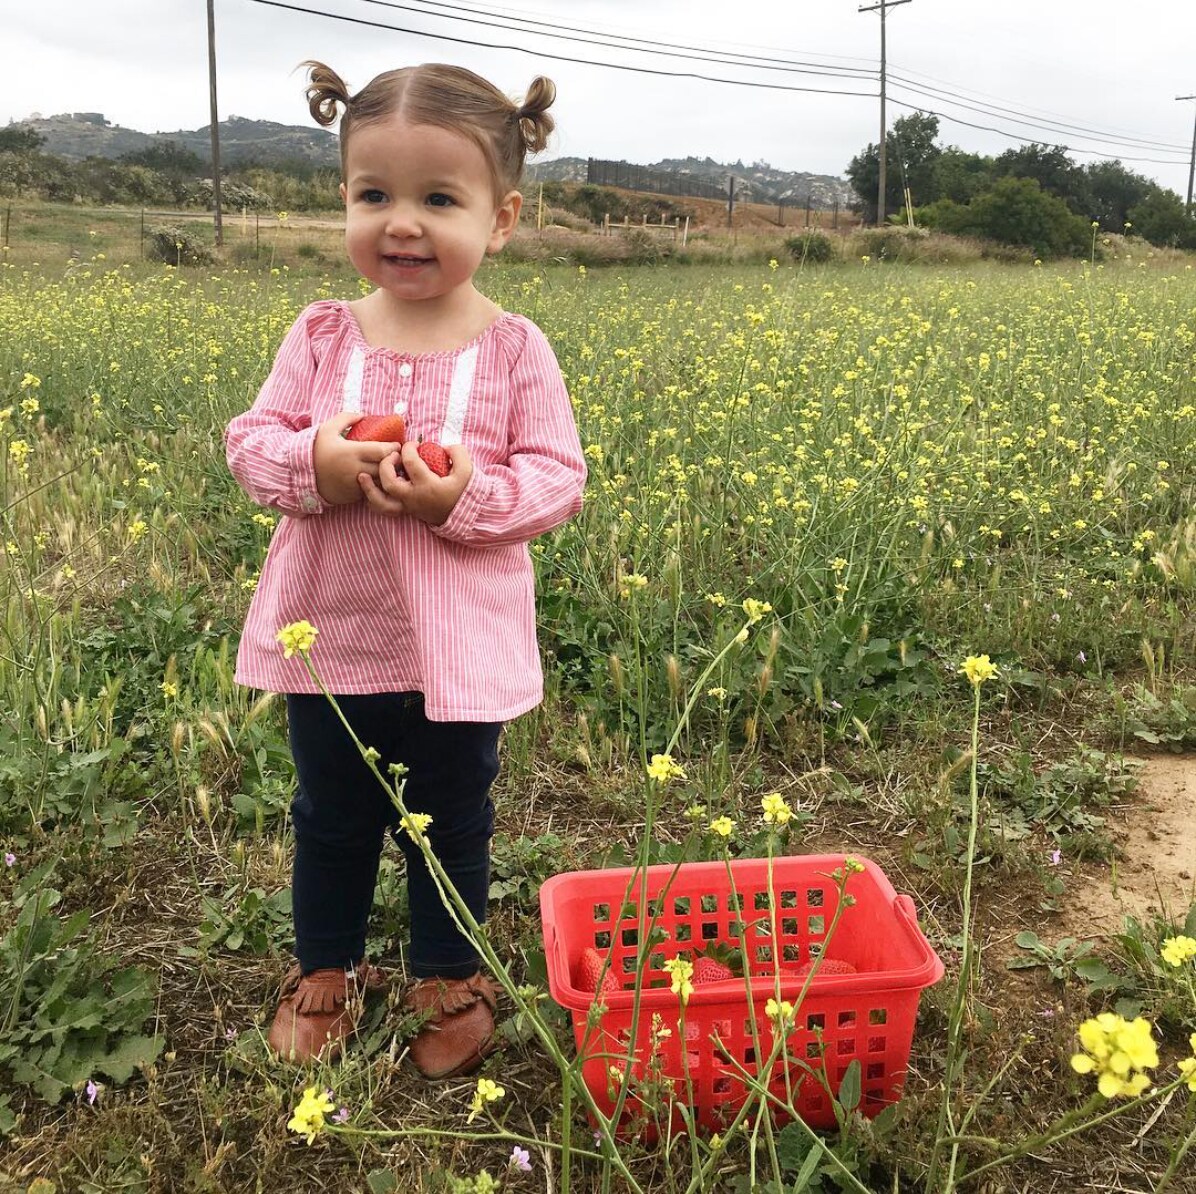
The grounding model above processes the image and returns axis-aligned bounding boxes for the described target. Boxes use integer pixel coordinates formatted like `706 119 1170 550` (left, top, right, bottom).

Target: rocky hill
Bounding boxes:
10 112 851 204
525 154 853 209
13 112 339 168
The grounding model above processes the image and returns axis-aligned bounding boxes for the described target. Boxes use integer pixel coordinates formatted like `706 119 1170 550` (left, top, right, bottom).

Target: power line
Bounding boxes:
888 99 1189 166
407 0 881 74
245 0 878 97
888 74 1189 154
889 61 1190 149
365 0 878 81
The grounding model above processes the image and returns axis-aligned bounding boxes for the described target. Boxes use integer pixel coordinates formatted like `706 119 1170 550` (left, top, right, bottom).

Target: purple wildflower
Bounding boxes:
333 1106 350 1124
1077 650 1087 664
86 1079 98 1105
1050 848 1062 866
3 852 13 867
509 1145 532 1172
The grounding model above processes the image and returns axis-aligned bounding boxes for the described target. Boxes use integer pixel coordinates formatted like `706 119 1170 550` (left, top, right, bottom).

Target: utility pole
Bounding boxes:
859 0 911 226
1178 95 1196 215
206 0 223 246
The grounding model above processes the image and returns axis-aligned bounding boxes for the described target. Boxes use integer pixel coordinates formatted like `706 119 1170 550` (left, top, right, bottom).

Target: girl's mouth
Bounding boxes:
384 254 433 267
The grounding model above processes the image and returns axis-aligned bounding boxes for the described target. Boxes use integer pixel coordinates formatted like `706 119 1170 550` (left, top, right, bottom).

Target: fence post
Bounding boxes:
805 193 812 227
255 210 260 257
603 212 609 236
2 205 9 251
778 199 784 227
682 216 689 247
833 200 839 230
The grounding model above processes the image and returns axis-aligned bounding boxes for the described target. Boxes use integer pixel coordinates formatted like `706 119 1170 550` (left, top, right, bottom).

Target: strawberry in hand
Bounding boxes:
344 414 407 443
416 440 452 477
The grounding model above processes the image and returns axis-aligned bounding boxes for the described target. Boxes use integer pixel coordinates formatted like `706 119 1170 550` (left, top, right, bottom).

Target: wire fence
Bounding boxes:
586 158 729 201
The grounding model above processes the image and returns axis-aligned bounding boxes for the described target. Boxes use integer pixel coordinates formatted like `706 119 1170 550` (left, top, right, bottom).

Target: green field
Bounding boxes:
2 216 1196 1192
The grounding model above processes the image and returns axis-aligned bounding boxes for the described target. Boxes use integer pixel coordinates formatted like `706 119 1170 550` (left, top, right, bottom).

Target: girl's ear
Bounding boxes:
488 190 522 253
339 181 348 206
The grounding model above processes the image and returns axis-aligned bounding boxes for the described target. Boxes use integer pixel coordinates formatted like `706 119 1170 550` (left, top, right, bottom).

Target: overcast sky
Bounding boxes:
6 0 1196 195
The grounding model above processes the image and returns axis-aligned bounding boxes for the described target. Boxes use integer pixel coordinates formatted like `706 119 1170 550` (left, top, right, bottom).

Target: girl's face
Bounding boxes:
339 114 521 309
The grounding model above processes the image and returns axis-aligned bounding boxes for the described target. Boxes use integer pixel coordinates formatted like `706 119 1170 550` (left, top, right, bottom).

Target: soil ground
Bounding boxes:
1069 755 1196 933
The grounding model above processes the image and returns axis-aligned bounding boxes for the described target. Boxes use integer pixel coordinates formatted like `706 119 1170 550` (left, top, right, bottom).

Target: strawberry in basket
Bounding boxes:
791 957 857 978
693 942 742 984
577 946 619 997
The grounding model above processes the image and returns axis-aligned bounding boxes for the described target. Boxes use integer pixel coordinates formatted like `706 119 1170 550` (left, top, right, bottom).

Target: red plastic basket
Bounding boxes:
540 854 943 1135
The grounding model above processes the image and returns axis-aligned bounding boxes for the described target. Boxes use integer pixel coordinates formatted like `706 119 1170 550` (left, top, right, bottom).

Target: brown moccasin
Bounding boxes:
403 973 499 1080
268 960 386 1062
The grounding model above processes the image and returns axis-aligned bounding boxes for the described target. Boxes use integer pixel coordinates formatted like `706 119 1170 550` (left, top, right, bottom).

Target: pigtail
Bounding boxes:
515 76 556 155
303 60 352 127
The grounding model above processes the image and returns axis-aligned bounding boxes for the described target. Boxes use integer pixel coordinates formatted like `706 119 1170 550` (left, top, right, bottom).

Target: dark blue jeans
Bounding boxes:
286 692 501 978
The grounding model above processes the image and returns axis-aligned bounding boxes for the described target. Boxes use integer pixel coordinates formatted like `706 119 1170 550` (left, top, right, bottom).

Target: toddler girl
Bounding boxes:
225 60 586 1078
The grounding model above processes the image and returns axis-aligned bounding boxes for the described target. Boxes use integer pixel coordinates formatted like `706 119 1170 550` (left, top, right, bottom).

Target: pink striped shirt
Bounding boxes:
226 299 586 721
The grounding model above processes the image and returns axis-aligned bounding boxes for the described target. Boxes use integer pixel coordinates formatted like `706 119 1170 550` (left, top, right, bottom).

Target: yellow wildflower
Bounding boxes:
647 753 685 783
276 620 319 658
467 1077 506 1122
287 1085 335 1144
1070 1013 1159 1099
1160 936 1196 967
742 598 773 624
662 956 694 1004
960 655 999 686
401 812 433 841
709 815 735 838
761 792 792 825
1178 1034 1196 1092
765 997 794 1025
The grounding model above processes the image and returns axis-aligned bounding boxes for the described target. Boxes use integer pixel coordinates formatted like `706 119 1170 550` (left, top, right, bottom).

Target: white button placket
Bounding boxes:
394 359 413 414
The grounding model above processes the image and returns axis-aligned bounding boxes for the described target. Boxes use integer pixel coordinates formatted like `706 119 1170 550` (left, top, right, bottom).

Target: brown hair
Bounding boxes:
302 60 554 198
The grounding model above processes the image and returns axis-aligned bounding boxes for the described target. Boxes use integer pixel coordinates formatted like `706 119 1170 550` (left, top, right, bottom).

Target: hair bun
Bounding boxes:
302 59 352 128
516 76 556 154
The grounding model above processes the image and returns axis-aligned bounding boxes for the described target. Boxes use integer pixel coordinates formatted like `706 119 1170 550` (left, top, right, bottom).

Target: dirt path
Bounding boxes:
1071 755 1196 933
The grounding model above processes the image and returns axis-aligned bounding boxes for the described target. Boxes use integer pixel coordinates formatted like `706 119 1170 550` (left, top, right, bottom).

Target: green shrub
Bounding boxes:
146 224 213 266
920 177 1090 259
784 230 835 263
852 225 932 261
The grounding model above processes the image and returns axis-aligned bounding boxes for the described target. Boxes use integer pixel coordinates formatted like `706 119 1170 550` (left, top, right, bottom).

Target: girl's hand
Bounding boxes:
314 413 402 505
359 442 474 525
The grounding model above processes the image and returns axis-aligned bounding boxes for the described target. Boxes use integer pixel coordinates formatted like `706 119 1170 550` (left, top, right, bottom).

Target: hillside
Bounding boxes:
10 112 852 207
525 154 853 209
14 112 339 168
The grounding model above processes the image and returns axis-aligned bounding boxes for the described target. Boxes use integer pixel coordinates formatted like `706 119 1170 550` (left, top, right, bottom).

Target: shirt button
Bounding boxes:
398 362 413 379
302 494 319 512
393 400 407 414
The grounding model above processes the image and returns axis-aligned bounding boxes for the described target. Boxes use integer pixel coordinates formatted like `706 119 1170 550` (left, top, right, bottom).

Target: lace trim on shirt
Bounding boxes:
439 344 479 446
341 344 366 411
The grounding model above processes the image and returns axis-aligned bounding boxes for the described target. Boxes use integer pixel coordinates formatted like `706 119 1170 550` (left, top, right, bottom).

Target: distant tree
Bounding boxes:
119 140 204 178
1084 160 1157 230
991 143 1092 215
1127 188 1196 249
930 148 991 204
846 112 942 223
0 125 46 152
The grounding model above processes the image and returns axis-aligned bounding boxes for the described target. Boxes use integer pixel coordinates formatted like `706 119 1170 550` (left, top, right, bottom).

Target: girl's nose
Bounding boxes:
385 202 421 238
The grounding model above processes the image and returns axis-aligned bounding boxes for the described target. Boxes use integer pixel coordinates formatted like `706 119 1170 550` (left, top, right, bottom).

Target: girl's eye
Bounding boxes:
427 193 455 208
361 189 386 204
